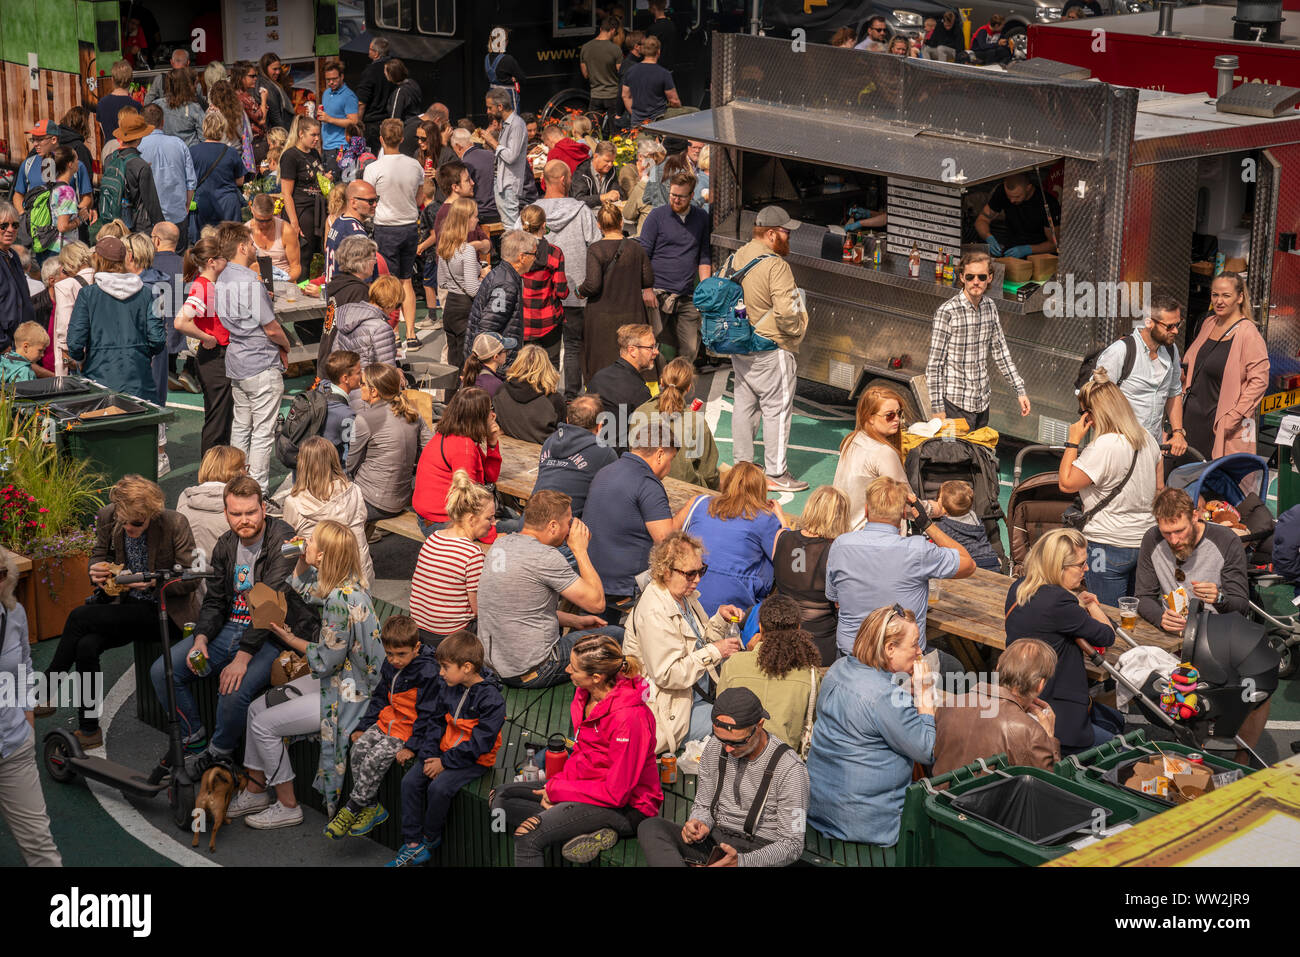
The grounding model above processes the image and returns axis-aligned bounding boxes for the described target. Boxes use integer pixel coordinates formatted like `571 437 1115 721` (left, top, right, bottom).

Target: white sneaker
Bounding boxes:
226 786 272 819
157 452 171 477
245 801 303 829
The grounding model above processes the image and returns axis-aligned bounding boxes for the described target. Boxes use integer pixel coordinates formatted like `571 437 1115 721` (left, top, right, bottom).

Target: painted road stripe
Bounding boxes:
88 668 219 868
713 436 846 455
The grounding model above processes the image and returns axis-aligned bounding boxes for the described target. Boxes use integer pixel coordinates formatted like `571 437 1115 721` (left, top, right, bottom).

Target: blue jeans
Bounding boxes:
150 621 280 754
501 625 625 688
688 692 713 744
1085 541 1140 609
400 755 489 845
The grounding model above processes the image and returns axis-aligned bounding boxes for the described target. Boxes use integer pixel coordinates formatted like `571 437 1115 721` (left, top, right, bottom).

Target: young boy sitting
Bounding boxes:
934 480 1001 572
319 350 361 464
1 321 51 384
390 629 506 867
325 615 440 840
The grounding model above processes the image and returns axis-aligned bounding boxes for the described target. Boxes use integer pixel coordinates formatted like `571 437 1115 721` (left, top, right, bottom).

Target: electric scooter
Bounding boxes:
43 565 215 830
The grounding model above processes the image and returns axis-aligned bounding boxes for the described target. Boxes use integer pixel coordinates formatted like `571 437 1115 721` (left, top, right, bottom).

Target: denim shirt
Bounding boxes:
0 604 35 759
806 656 935 846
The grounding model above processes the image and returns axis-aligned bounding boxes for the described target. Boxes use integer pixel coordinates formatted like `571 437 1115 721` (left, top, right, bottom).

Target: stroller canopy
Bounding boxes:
1167 454 1269 509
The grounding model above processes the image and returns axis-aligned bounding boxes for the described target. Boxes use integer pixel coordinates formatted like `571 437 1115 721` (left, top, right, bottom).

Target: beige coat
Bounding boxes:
729 239 810 354
282 481 375 585
622 580 730 754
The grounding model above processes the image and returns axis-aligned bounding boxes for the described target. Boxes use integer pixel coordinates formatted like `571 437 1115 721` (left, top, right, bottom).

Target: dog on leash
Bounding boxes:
192 765 241 852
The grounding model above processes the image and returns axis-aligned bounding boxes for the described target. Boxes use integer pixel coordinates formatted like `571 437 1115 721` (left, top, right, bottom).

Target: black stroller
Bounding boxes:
904 436 1008 572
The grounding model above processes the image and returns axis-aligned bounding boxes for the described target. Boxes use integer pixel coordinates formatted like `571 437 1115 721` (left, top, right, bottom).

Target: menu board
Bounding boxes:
224 0 315 63
885 177 963 263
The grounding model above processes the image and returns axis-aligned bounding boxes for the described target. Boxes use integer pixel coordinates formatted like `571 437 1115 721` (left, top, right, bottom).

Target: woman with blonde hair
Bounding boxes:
176 445 248 564
237 520 385 826
38 475 199 748
190 110 246 230
806 603 935 845
48 241 93 375
284 436 375 584
1005 527 1119 755
493 343 567 443
333 274 402 366
1058 370 1162 607
677 461 793 617
490 632 663 866
278 115 329 266
437 196 488 377
347 362 432 523
1170 272 1269 479
0 550 63 865
409 470 494 642
834 384 911 530
771 485 850 665
635 357 718 489
623 531 747 753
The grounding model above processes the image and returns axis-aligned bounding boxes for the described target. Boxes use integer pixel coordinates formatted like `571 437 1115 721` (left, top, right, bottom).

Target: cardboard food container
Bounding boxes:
1028 253 1058 281
1164 585 1189 615
248 582 287 630
1223 256 1248 274
1123 756 1214 804
996 257 1033 282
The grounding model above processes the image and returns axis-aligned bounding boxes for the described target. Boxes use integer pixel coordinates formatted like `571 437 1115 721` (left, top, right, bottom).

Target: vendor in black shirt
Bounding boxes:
279 117 331 267
976 172 1061 260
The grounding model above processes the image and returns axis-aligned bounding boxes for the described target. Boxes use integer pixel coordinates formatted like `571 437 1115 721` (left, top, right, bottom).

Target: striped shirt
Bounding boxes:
409 531 484 635
690 733 810 868
925 289 1026 416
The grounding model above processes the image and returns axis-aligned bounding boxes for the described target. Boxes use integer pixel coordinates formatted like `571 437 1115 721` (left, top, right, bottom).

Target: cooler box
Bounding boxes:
47 393 174 484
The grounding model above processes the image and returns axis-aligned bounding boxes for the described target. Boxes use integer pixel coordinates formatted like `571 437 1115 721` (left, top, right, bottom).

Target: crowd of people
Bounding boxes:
0 27 1285 869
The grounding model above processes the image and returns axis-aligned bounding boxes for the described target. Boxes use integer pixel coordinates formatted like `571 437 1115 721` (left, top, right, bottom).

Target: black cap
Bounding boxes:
711 687 769 730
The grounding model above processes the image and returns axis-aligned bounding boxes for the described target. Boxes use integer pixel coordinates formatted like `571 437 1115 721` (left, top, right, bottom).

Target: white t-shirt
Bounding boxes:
1075 431 1160 548
833 432 909 531
363 151 423 226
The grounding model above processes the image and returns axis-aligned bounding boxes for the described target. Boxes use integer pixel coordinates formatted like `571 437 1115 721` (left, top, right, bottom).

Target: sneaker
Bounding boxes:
178 370 201 394
348 802 389 836
245 801 304 829
185 748 223 779
72 728 103 749
157 452 171 477
227 786 273 819
561 827 619 863
766 472 808 493
385 841 432 867
324 806 359 840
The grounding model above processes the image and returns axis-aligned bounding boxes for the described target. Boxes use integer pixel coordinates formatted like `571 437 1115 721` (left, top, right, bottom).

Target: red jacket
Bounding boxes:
412 433 503 541
546 674 664 818
521 237 568 340
547 138 591 176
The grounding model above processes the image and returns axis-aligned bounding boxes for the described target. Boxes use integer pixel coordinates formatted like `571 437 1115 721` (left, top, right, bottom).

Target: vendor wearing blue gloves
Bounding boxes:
975 172 1060 261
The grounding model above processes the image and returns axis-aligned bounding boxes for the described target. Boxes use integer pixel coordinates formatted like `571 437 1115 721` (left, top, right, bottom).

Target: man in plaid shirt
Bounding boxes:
925 251 1031 430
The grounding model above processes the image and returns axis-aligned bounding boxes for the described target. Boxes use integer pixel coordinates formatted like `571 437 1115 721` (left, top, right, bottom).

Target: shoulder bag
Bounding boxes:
1062 444 1140 532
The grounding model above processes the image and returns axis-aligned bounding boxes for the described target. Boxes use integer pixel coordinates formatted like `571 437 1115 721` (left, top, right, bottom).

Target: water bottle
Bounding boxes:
545 734 568 778
726 615 742 646
733 298 747 324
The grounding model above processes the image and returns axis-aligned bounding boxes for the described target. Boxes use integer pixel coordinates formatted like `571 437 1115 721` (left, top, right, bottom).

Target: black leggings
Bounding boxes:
196 344 233 454
288 192 321 267
491 780 645 867
47 600 162 731
442 291 472 382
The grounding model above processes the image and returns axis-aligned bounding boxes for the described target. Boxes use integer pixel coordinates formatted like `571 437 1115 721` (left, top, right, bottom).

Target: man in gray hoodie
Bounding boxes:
215 222 291 492
536 160 601 400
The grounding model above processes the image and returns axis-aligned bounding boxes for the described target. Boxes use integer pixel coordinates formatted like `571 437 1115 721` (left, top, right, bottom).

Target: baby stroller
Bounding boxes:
904 436 1008 572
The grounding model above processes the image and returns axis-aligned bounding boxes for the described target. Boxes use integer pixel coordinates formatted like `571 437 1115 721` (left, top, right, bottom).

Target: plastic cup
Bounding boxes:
1118 597 1139 633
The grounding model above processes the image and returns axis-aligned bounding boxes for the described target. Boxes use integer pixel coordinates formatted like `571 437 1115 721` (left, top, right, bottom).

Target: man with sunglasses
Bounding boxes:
323 180 379 284
637 687 809 867
926 250 1030 431
1094 295 1186 449
0 201 35 352
1135 487 1249 635
854 16 891 52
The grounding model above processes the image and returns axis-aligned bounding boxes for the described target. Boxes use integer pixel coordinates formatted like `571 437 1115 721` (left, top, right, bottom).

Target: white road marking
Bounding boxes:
712 437 845 456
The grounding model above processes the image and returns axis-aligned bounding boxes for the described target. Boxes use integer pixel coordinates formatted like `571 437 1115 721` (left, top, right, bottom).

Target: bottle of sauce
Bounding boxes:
909 244 921 278
942 253 954 285
934 252 944 282
842 234 854 263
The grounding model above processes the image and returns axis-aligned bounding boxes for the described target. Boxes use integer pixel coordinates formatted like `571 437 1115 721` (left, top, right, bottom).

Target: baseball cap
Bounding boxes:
754 206 800 230
471 332 516 359
711 687 770 730
26 120 62 138
95 236 127 263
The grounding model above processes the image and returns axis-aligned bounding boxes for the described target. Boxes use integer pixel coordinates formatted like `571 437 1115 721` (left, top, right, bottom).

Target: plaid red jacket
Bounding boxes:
520 238 568 340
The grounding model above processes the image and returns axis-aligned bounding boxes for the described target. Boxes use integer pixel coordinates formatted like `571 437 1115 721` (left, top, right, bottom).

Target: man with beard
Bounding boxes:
1134 487 1250 635
480 87 529 231
1094 295 1187 449
324 180 379 284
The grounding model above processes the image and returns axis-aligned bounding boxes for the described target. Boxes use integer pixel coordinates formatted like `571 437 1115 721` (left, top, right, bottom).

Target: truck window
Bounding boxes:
555 0 597 37
375 0 412 31
416 0 454 35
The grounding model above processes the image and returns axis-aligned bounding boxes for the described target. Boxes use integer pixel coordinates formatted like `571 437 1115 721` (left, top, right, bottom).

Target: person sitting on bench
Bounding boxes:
637 687 809 867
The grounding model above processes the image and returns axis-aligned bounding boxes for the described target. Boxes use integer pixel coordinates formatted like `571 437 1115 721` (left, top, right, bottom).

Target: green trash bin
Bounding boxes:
1054 729 1254 814
898 755 1159 867
47 392 174 484
11 375 103 408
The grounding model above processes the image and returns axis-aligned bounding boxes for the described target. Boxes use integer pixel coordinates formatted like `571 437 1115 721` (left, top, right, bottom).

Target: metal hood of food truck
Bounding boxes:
643 104 1061 186
1127 87 1300 163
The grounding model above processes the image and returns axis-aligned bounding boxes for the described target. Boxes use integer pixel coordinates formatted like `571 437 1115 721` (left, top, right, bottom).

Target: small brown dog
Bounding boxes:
192 766 240 852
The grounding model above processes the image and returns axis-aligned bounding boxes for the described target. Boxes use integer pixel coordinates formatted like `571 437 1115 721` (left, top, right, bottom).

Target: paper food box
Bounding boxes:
1123 756 1215 804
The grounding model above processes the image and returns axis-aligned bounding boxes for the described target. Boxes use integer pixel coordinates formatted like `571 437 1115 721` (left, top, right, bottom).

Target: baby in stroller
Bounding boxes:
933 481 1000 572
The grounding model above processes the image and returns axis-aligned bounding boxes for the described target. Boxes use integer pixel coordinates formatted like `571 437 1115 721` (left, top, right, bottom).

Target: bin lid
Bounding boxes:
949 773 1107 846
643 104 1060 186
13 376 100 400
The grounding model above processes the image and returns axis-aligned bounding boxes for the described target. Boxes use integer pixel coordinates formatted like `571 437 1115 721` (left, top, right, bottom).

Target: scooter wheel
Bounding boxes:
44 732 77 784
1278 642 1298 681
171 781 196 831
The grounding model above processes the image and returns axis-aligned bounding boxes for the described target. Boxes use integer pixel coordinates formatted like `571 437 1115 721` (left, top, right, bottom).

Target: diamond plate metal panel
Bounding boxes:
1250 150 1279 323
1261 143 1300 388
1120 160 1198 327
1132 113 1300 166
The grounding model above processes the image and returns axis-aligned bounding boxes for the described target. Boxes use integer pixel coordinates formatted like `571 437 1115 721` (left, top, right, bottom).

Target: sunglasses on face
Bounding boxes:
1153 319 1182 331
964 273 990 282
672 563 708 580
125 519 148 529
357 196 379 204
0 222 18 231
713 723 759 749
875 409 902 422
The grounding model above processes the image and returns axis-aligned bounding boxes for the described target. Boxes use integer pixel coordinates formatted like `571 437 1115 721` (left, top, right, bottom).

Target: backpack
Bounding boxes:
696 253 778 355
95 150 131 236
17 175 60 255
1074 333 1137 395
274 388 330 469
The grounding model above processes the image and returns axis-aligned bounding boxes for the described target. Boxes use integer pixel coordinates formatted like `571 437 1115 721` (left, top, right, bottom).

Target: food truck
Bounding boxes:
644 31 1300 442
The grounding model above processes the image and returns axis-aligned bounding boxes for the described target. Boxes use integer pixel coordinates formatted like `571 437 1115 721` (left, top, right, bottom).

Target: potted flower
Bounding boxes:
0 391 106 640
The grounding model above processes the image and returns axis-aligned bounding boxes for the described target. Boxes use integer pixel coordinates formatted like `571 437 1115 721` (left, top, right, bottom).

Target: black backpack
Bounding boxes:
1074 333 1137 395
274 388 329 469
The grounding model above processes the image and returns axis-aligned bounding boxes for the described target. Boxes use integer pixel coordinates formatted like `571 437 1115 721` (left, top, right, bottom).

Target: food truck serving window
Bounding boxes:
555 0 596 36
376 0 412 31
416 0 454 35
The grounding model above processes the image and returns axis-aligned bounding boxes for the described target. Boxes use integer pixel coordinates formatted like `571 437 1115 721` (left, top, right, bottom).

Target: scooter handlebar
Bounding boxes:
114 567 218 585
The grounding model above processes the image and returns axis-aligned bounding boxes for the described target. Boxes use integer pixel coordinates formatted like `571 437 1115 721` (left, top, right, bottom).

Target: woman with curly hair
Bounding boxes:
718 594 823 757
206 79 256 173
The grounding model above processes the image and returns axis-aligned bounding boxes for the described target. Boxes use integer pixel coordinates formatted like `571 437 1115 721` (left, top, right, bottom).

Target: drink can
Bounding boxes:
1187 752 1205 764
424 157 434 174
281 538 306 558
188 646 210 677
659 754 678 785
182 622 195 641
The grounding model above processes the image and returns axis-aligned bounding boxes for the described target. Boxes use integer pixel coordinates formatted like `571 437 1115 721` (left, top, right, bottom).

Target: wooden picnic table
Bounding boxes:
927 567 1182 675
271 282 327 367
